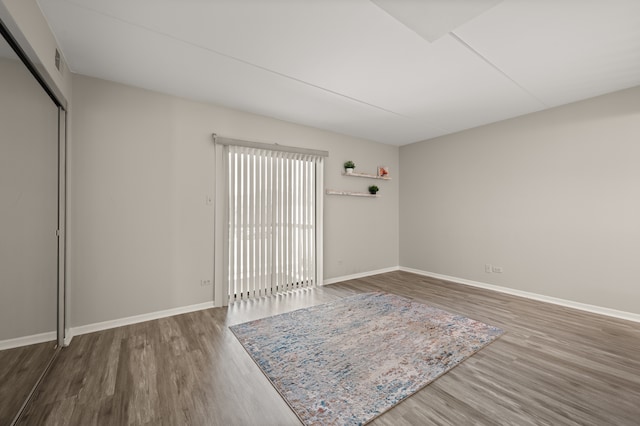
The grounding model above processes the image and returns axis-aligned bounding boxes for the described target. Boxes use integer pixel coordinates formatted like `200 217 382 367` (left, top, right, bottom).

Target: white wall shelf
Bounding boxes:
342 171 391 180
326 189 379 198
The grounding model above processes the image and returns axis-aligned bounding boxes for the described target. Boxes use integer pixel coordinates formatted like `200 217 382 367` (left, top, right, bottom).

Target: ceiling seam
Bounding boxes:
62 0 414 120
368 0 430 43
449 31 548 108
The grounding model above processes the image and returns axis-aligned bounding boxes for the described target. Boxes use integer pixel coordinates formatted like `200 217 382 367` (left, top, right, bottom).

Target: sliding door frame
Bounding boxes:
57 108 67 348
212 135 327 306
213 141 228 307
0 8 69 425
0 6 69 347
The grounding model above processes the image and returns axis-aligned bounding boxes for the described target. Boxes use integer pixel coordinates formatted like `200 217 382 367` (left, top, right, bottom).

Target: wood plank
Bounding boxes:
0 341 56 425
342 171 392 180
325 189 379 197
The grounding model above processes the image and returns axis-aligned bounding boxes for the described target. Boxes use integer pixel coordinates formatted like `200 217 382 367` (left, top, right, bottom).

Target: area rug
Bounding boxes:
229 292 503 425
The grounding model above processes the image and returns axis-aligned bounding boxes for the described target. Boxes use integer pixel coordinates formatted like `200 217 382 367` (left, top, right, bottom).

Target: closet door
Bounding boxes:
0 29 60 425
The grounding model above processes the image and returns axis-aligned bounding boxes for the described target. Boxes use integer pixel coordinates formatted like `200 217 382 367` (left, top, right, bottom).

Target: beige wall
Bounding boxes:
400 85 640 315
0 58 59 340
70 74 399 327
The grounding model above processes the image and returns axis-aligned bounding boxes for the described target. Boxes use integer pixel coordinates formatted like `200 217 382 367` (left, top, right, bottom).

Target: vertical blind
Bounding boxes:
225 144 324 302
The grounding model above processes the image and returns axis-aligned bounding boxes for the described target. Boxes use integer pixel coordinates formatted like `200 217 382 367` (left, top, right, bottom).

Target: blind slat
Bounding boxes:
229 150 236 299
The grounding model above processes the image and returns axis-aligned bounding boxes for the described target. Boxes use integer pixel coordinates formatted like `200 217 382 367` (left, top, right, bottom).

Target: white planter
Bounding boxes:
345 168 354 174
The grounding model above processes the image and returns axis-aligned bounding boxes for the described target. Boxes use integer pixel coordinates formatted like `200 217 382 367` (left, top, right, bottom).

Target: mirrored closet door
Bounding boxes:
0 18 65 425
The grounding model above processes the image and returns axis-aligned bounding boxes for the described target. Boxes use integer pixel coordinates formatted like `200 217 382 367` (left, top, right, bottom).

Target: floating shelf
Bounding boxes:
326 189 379 198
342 172 391 180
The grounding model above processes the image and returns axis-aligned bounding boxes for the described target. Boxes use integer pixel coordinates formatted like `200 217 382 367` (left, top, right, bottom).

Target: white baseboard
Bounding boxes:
399 266 640 323
0 331 57 351
63 269 395 344
66 301 215 344
58 265 638 348
323 266 400 285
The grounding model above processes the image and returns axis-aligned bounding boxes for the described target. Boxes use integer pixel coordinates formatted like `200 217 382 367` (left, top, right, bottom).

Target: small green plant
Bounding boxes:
343 160 355 170
368 185 379 194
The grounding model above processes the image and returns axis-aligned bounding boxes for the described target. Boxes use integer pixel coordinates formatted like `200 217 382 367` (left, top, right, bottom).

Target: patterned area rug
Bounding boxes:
230 292 503 425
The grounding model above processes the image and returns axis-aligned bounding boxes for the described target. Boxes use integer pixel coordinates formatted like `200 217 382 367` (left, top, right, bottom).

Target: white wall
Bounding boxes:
400 85 640 315
70 74 399 328
0 58 58 340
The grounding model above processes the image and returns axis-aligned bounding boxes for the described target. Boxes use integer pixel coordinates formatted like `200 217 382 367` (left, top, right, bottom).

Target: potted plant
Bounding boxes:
344 160 355 174
368 185 379 195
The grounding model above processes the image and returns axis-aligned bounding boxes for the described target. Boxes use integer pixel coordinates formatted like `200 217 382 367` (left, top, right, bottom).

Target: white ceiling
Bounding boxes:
37 0 640 146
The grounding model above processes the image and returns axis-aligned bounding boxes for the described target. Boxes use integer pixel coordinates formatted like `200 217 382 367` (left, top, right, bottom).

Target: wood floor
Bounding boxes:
0 341 56 425
18 271 640 425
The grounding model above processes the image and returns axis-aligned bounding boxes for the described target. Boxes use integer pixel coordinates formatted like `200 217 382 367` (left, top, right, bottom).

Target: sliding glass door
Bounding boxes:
214 137 326 305
0 13 66 425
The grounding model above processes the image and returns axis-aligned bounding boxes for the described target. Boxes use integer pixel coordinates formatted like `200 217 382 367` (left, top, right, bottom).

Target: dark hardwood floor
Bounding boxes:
18 271 640 425
0 341 56 425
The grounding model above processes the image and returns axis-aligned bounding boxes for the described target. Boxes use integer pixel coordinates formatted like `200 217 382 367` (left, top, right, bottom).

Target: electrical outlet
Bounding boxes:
485 264 492 273
492 266 503 273
200 279 213 286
